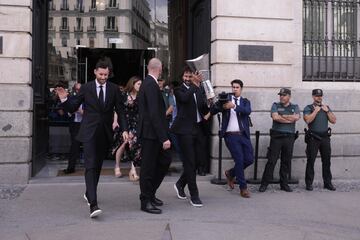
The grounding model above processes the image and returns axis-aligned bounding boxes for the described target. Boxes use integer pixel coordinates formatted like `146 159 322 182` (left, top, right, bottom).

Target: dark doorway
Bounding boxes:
77 48 155 86
32 0 49 176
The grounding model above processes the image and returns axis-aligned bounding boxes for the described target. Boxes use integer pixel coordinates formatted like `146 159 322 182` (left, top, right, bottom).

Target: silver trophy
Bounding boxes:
186 53 215 100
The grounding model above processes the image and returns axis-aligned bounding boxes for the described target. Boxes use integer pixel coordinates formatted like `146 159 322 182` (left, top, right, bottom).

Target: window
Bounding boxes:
89 38 95 48
90 0 96 9
90 17 96 28
303 0 360 81
106 16 116 30
76 18 82 30
62 38 67 47
76 39 81 45
109 0 117 8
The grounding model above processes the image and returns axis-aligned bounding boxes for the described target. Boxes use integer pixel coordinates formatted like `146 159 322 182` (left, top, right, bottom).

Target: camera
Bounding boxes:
218 92 230 105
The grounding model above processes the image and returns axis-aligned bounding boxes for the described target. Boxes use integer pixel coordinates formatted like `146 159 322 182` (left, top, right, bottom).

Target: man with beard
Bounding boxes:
171 66 209 207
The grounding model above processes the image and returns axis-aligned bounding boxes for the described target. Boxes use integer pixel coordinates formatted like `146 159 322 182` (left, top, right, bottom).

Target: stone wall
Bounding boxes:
0 1 33 184
210 0 360 181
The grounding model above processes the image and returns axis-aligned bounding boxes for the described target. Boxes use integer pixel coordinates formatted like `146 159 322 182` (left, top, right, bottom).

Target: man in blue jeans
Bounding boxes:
210 79 254 198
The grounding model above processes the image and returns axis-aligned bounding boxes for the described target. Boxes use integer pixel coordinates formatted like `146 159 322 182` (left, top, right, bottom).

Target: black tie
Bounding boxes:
99 85 105 107
234 97 239 106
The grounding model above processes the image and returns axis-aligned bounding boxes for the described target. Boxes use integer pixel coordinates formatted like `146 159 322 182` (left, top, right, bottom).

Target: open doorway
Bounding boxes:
32 0 211 180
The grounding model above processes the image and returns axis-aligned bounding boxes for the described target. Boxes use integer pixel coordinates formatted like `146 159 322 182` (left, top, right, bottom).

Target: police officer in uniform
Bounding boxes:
259 88 300 192
303 89 337 191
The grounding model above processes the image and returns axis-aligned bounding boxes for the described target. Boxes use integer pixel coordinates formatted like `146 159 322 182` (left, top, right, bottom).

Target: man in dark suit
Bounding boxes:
138 58 171 214
171 66 210 207
56 58 128 218
210 79 254 198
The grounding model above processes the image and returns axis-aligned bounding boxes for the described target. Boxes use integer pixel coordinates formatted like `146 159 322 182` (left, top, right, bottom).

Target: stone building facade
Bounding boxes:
0 0 359 183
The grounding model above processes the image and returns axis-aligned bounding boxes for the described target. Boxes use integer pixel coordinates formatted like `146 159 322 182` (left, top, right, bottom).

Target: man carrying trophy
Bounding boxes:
171 65 210 207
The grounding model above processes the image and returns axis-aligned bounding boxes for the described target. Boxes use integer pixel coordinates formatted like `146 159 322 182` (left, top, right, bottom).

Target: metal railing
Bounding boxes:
104 26 118 32
74 26 83 32
303 0 360 82
87 26 96 32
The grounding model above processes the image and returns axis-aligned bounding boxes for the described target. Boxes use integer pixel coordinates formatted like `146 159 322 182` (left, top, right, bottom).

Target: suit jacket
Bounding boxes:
171 83 209 135
210 94 252 139
137 75 169 143
61 80 127 143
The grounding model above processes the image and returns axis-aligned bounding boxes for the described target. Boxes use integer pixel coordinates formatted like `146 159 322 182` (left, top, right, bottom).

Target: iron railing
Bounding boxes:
303 0 360 81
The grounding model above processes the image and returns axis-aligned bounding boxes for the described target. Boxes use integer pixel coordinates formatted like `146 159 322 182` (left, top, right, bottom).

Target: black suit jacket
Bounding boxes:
61 80 127 143
137 75 169 143
171 83 209 135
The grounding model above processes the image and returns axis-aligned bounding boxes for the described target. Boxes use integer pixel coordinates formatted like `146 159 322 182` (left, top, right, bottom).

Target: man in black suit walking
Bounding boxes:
56 58 128 218
138 58 172 214
171 66 210 207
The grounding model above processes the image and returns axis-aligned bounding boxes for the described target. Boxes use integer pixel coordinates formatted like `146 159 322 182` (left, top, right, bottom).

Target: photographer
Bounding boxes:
303 89 336 191
210 79 254 198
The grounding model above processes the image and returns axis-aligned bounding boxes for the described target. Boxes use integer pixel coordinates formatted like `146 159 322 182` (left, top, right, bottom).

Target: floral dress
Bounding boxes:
112 92 141 166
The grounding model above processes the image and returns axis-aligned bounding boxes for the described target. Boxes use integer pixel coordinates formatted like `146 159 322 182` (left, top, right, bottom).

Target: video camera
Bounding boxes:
218 92 230 105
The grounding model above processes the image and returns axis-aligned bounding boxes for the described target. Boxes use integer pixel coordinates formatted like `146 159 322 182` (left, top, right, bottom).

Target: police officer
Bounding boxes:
259 88 300 192
303 89 337 191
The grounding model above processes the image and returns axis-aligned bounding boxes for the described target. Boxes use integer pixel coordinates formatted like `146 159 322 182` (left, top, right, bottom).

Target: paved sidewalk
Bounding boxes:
1 177 360 240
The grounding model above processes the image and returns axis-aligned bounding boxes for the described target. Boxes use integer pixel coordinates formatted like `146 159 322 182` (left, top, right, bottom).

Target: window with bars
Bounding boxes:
303 0 360 82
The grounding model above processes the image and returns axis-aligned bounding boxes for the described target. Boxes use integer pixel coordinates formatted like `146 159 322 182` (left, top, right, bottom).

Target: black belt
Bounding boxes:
225 131 243 136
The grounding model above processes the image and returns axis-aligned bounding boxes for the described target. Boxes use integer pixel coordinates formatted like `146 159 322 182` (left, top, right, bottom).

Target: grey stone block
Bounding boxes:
0 85 32 110
0 137 31 163
0 163 30 184
0 112 32 137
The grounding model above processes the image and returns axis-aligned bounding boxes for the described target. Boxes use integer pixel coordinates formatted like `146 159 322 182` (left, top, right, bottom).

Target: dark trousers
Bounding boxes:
261 135 295 186
140 139 171 202
305 136 332 186
83 126 109 206
224 134 254 189
176 125 206 198
67 122 81 170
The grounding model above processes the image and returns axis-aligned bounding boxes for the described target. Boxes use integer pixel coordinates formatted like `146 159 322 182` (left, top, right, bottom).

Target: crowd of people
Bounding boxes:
54 57 337 218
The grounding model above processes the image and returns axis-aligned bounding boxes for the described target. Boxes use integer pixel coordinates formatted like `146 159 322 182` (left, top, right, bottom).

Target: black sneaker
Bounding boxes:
174 183 187 200
90 205 102 218
306 185 313 191
190 197 203 207
280 185 293 192
259 184 268 192
324 183 336 191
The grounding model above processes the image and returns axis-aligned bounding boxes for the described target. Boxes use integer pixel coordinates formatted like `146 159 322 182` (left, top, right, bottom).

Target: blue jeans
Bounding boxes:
224 134 254 189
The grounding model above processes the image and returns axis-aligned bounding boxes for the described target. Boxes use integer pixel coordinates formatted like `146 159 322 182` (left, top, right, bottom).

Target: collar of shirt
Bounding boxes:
148 74 158 83
95 79 107 88
183 83 190 89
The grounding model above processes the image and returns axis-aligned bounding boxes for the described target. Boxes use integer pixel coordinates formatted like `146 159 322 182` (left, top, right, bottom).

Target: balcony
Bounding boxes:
104 26 118 32
48 25 56 31
87 26 96 32
106 3 119 9
60 4 69 11
49 4 56 11
74 26 84 33
89 5 97 11
74 4 84 12
59 25 69 32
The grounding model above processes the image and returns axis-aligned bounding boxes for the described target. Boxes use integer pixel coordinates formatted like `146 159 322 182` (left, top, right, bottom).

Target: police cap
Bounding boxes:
278 88 291 96
312 89 323 96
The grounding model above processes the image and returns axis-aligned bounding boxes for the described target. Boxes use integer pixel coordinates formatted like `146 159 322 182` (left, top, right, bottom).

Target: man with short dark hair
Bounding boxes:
210 79 254 198
259 88 300 193
56 58 128 218
303 89 337 191
171 66 209 207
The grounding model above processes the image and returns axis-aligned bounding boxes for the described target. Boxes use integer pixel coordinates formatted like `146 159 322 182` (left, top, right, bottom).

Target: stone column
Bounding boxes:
0 0 33 184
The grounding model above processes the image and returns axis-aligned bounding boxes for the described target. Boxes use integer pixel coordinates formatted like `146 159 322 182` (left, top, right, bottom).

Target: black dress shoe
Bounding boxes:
141 201 162 214
306 185 313 191
259 184 268 192
280 185 293 192
151 197 163 206
174 182 187 200
324 183 336 191
190 197 203 207
90 205 102 218
63 168 75 174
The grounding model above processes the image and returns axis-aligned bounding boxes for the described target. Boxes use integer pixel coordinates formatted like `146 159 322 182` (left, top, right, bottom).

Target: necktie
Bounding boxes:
99 85 105 107
234 97 239 106
234 97 244 131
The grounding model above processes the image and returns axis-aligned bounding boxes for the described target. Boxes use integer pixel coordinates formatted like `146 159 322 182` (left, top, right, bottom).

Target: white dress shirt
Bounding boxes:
226 96 241 132
183 83 202 123
95 80 106 103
